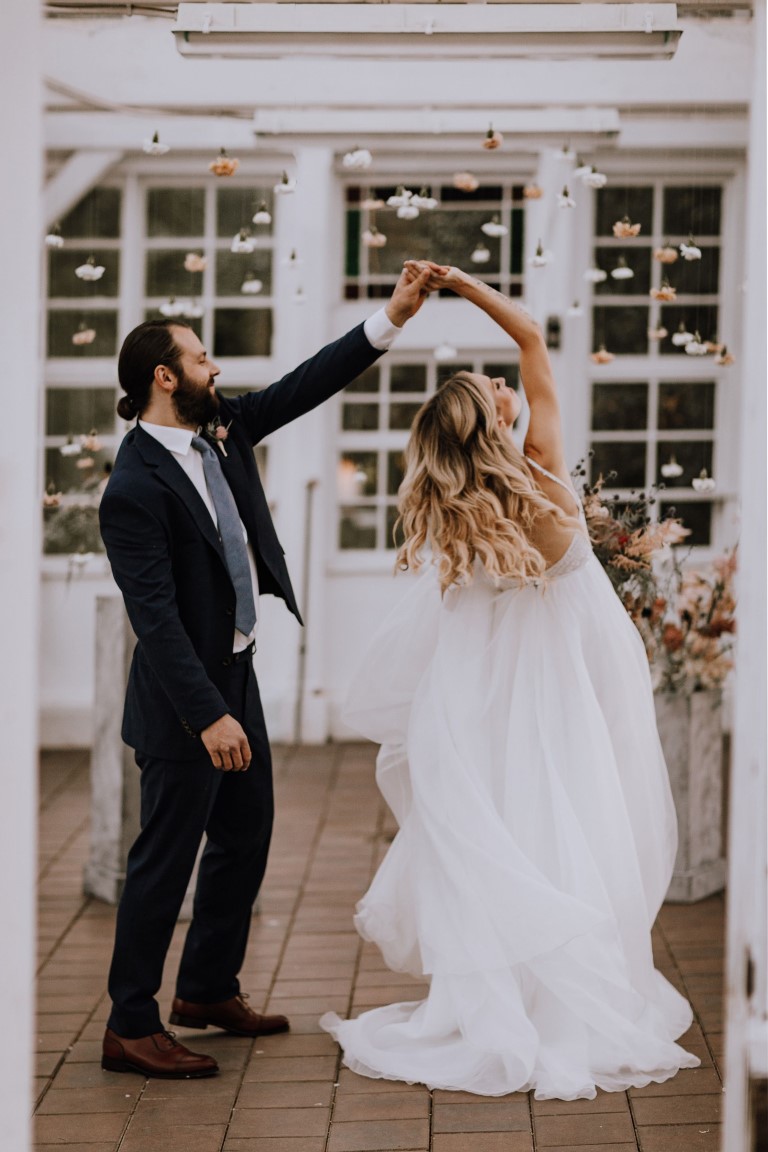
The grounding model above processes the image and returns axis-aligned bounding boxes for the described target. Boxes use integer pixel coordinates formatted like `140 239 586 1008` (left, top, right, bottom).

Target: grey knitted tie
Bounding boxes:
192 436 257 637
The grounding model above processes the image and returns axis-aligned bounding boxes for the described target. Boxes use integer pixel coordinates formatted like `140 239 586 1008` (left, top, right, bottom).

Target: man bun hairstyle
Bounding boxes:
116 318 191 420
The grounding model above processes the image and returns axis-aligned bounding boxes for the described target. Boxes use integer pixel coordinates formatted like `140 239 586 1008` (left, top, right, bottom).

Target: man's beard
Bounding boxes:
172 368 220 428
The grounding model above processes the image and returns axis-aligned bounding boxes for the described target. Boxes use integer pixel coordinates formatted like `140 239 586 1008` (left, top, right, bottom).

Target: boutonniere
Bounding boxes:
204 417 232 457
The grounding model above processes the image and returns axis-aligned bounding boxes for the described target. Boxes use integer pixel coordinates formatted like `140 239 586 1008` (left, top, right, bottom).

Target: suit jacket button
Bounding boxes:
222 656 232 666
225 607 234 617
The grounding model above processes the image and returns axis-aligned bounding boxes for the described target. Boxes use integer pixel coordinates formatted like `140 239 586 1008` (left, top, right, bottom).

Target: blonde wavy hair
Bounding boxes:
395 372 576 592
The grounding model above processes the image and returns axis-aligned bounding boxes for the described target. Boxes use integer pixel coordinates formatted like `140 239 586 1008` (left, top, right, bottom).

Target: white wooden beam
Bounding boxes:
43 148 123 229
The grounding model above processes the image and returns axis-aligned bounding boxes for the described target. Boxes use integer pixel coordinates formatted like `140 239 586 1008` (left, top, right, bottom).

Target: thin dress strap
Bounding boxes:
525 456 583 519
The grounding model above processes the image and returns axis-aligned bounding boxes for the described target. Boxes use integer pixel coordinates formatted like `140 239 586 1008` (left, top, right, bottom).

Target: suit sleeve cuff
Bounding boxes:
363 308 403 351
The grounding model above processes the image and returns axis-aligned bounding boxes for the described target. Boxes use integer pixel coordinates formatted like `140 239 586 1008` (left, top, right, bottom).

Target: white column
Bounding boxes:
724 1 768 1148
0 0 42 1148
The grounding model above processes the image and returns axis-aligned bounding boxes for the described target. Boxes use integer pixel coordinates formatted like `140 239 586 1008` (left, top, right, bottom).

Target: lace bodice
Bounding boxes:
544 530 592 579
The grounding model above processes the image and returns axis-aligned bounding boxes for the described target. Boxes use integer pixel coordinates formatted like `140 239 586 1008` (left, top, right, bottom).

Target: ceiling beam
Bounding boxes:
43 148 122 228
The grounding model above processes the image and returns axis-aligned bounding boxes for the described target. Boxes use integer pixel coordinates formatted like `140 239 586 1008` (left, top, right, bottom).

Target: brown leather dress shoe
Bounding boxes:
101 1027 219 1078
169 992 290 1037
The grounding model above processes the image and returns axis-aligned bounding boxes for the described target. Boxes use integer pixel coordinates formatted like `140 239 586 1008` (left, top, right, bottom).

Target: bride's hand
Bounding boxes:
404 260 467 294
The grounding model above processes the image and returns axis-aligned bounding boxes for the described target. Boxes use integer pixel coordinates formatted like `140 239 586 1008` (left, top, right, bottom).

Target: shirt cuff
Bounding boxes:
363 307 403 351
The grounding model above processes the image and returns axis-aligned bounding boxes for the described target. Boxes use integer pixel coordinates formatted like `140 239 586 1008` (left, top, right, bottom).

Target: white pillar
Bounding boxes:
0 1 42 1148
724 1 768 1148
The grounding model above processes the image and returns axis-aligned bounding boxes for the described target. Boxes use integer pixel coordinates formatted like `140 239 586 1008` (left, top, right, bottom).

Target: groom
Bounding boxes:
99 263 433 1078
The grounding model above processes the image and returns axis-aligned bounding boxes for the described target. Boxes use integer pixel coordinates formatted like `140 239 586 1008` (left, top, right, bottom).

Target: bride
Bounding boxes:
321 262 700 1100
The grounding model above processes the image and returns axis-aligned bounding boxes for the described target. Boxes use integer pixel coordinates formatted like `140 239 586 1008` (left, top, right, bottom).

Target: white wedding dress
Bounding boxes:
321 462 699 1100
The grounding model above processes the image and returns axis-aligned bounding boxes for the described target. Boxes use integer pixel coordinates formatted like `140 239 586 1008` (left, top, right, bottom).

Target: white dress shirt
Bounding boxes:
138 308 402 653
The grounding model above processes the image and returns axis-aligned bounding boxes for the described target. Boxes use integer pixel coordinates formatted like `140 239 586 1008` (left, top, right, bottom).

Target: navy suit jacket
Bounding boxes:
99 321 383 760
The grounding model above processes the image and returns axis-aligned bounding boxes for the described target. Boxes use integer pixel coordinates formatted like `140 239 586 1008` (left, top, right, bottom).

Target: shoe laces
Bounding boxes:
158 1029 180 1049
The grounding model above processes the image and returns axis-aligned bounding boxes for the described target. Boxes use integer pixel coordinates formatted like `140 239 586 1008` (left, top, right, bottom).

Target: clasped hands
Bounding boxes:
385 260 467 327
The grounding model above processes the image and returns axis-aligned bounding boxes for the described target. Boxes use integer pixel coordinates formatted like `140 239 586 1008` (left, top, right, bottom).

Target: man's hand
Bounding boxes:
201 714 252 772
384 262 438 328
404 260 466 295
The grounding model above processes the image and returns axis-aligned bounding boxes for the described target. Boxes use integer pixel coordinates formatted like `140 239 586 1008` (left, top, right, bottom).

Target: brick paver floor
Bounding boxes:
34 744 726 1151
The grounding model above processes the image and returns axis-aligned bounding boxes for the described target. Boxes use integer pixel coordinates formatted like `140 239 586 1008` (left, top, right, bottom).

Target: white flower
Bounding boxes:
528 241 552 268
685 334 709 356
481 216 508 238
45 226 64 249
566 301 584 318
59 438 82 457
184 252 207 273
661 455 684 479
281 249 303 267
573 162 593 180
554 143 576 162
143 131 170 156
557 186 576 209
611 258 634 280
252 203 272 226
159 297 188 317
361 196 385 210
692 468 716 492
240 273 263 294
75 257 105 282
581 169 607 189
411 188 438 210
183 300 204 319
362 227 387 248
386 186 413 209
231 229 255 254
471 243 491 265
71 325 96 346
680 239 702 261
81 430 102 452
583 266 607 283
397 204 420 220
434 342 458 363
342 147 372 171
671 324 694 347
274 172 296 194
452 171 479 193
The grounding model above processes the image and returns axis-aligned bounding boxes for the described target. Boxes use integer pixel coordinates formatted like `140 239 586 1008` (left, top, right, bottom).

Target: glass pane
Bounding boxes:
337 452 378 499
593 246 652 296
483 363 519 390
438 184 503 203
213 309 272 357
371 209 502 276
143 309 203 340
47 311 118 358
345 210 361 278
659 501 712 547
342 402 379 431
43 504 106 555
438 363 473 385
145 249 203 297
591 383 648 432
658 382 715 430
385 503 404 550
592 306 649 356
659 306 720 353
595 187 654 236
217 187 274 237
590 441 647 488
44 445 114 496
390 364 427 393
663 186 722 237
147 188 205 237
48 249 120 298
339 506 377 549
215 250 272 296
387 450 406 496
60 188 121 239
345 365 380 394
669 247 720 295
389 402 422 431
656 440 713 487
46 389 116 435
509 209 524 276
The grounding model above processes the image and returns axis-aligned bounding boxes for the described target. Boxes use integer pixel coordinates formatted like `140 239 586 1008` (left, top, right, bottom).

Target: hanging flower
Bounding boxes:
71 323 96 346
482 125 503 150
411 188 438 210
528 241 552 268
59 437 82 457
714 346 735 366
231 228 256 254
434 342 458 363
680 237 702 261
81 429 102 453
43 483 62 509
251 203 272 226
45 224 64 249
648 326 669 341
452 171 479 193
612 216 642 238
240 273 263 295
144 130 170 156
557 186 576 209
654 243 679 264
661 455 684 479
705 340 724 354
554 143 576 162
573 161 593 180
361 196 386 210
159 297 188 318
362 226 387 248
692 468 716 492
650 280 677 301
471 243 491 265
281 249 302 267
76 455 96 470
481 216 508 238
582 168 607 189
184 252 207 273
209 148 239 177
583 266 607 283
591 345 615 364
566 301 584 318
342 146 373 171
671 323 694 346
397 204 420 220
274 171 296 194
611 257 634 280
386 186 413 208
684 332 709 356
183 300 204 319
523 183 544 200
75 256 105 282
